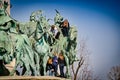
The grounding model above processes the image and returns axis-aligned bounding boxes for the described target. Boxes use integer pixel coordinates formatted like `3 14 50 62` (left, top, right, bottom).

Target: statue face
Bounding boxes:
30 16 35 21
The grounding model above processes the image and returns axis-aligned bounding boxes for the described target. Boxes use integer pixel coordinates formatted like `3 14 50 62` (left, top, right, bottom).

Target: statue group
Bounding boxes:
0 0 78 78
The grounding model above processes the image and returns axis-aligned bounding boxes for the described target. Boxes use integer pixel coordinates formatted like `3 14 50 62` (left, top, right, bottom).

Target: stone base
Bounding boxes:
0 76 71 80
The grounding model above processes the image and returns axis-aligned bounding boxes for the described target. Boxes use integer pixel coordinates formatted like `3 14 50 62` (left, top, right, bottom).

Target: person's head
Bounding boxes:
63 19 69 27
51 25 55 30
47 57 53 64
59 50 63 56
59 51 64 60
53 52 58 56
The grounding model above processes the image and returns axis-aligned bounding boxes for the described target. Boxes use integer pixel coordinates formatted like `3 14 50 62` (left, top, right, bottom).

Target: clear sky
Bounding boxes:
10 0 120 79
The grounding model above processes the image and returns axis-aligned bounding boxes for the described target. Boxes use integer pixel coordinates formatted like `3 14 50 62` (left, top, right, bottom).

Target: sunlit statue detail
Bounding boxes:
0 1 78 78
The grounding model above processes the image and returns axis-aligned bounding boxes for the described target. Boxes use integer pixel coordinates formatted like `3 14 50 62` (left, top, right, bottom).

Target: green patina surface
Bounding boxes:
0 0 78 79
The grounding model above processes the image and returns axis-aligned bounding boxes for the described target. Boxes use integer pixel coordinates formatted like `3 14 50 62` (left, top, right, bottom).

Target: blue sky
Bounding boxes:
10 0 120 79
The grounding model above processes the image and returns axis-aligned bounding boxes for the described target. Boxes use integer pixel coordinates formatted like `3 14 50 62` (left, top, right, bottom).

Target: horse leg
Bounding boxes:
23 64 31 76
34 53 40 76
29 61 38 76
9 67 16 76
23 58 37 76
9 60 18 76
42 54 49 76
9 62 19 76
20 58 31 76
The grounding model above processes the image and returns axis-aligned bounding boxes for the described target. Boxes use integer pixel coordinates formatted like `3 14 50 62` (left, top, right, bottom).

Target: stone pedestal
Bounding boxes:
0 76 71 80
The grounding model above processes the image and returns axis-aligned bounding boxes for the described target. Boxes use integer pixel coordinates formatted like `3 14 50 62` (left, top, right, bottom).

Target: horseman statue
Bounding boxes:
0 0 78 78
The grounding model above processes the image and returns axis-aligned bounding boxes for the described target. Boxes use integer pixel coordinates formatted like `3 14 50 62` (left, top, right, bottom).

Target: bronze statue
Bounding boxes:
0 1 78 78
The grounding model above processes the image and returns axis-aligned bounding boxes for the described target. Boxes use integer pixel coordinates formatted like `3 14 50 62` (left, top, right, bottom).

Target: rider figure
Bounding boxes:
60 19 70 37
50 25 60 39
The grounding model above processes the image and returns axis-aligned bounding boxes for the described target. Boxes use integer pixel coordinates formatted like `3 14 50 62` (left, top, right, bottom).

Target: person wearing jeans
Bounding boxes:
58 52 65 77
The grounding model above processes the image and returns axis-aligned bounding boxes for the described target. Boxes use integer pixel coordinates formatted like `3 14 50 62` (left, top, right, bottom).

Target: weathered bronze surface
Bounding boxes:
0 0 77 78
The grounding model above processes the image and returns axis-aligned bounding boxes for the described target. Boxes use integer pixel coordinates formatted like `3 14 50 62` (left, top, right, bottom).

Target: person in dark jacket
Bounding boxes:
47 58 54 76
50 25 60 44
52 52 59 76
58 52 65 77
60 19 70 37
